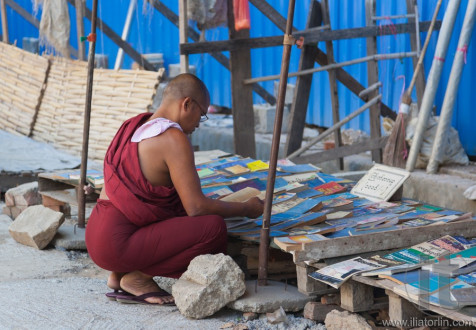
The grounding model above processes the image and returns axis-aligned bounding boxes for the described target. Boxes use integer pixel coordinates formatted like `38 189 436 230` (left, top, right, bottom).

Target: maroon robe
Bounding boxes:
85 113 227 278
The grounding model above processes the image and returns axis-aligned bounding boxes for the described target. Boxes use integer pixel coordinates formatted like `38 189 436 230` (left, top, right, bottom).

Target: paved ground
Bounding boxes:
0 208 325 330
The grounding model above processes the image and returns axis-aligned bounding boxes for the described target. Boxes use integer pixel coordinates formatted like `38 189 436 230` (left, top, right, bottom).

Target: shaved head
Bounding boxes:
162 73 210 107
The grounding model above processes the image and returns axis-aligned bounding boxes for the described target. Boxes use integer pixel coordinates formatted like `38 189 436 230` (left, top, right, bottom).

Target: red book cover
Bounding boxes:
314 181 346 195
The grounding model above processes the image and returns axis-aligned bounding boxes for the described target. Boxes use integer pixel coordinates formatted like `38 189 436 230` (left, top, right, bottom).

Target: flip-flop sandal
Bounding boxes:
105 290 133 301
116 291 175 306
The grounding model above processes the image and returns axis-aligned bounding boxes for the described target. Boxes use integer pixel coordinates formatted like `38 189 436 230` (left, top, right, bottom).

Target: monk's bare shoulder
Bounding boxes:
137 128 191 186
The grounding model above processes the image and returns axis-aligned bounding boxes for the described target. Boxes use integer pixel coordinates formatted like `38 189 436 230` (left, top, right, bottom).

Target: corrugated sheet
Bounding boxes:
2 0 475 155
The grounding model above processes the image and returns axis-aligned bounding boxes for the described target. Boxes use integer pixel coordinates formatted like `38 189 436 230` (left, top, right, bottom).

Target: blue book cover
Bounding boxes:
278 164 320 173
297 188 323 199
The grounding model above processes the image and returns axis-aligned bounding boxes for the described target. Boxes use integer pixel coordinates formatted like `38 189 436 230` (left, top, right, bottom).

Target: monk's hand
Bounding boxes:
244 197 264 219
83 184 95 195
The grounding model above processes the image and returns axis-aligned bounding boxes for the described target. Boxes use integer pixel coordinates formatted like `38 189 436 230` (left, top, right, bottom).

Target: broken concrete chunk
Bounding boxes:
172 253 246 319
2 205 28 220
5 181 40 207
266 306 287 324
324 310 372 330
9 205 64 250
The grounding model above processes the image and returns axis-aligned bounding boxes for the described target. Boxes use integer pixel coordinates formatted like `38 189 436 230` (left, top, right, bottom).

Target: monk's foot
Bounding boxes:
120 271 174 305
107 271 126 291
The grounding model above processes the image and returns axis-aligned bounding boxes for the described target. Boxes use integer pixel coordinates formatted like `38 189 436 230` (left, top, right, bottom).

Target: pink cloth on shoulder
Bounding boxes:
130 117 182 142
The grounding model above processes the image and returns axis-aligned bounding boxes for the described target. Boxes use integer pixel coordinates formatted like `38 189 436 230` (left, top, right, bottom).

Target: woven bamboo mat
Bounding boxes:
0 43 49 136
32 56 161 162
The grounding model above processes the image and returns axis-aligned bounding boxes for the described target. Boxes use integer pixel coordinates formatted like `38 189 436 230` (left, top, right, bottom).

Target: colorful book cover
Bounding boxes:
314 181 346 196
296 188 323 199
228 178 266 192
246 160 269 172
197 167 215 179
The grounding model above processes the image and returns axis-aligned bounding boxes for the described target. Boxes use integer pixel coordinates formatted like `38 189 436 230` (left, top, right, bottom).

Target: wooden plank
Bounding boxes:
285 0 322 156
178 0 189 73
227 0 256 158
75 0 86 61
148 0 275 105
249 0 397 121
1 0 9 43
365 0 382 163
293 136 388 164
406 0 426 109
322 0 343 170
293 218 476 263
65 0 154 70
180 21 441 54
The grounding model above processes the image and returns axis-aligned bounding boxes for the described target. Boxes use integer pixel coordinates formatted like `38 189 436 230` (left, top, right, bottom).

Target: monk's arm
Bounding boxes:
165 131 263 219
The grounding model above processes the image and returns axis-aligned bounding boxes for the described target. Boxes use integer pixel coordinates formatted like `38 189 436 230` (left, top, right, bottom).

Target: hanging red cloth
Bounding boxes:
233 0 251 31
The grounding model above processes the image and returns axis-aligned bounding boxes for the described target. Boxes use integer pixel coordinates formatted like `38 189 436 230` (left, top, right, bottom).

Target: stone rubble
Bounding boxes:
172 253 246 319
3 181 40 219
8 205 64 249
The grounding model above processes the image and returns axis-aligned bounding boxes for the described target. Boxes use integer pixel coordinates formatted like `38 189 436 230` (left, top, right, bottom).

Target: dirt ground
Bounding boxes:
0 203 325 330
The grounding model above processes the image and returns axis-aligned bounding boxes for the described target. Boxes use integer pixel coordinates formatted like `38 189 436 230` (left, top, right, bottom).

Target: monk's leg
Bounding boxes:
136 214 227 278
119 271 174 304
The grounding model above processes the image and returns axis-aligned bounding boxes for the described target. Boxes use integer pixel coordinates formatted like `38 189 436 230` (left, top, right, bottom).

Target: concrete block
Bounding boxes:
274 81 295 104
41 195 71 216
94 54 108 68
5 181 40 207
168 63 196 79
52 224 86 250
228 280 313 313
304 301 344 322
172 253 245 319
143 53 164 71
9 205 64 250
253 104 289 134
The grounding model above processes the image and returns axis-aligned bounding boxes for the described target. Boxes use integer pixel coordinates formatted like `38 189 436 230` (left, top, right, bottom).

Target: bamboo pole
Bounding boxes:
427 0 476 174
406 0 462 172
258 0 296 286
288 94 382 159
1 0 9 43
77 0 98 228
114 0 136 70
244 51 417 85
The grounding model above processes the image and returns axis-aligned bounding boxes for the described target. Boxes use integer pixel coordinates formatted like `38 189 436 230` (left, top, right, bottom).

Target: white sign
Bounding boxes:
351 164 410 202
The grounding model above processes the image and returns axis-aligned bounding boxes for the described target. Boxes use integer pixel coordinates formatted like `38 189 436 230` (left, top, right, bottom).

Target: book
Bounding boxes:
278 163 321 173
321 198 353 212
222 164 250 176
309 257 389 288
274 234 328 252
246 160 269 172
282 172 319 184
219 187 262 203
86 174 104 188
272 192 297 205
228 178 266 192
197 167 216 179
314 182 346 196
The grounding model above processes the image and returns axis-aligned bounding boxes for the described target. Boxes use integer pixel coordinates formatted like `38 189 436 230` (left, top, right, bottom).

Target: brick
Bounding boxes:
321 293 341 305
303 302 344 322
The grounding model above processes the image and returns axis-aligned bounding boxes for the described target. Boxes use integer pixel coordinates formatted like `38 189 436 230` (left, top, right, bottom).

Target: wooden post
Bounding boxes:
406 0 426 109
284 0 321 156
365 0 382 163
75 0 86 60
77 0 98 228
322 0 343 170
179 0 189 73
227 0 256 158
258 0 296 286
0 0 9 43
